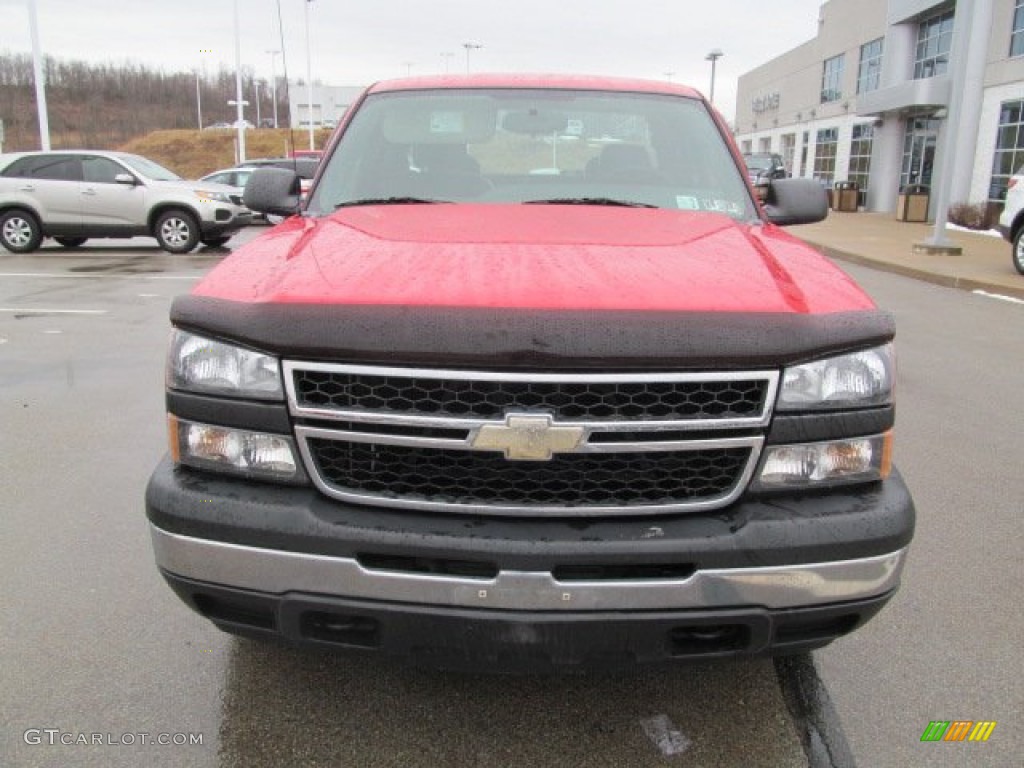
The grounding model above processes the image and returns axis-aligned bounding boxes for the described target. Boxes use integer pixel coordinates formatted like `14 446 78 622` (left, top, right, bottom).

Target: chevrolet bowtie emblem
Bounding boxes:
471 414 585 461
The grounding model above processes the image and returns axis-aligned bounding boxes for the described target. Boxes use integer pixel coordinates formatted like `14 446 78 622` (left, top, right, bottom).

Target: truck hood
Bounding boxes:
194 205 875 315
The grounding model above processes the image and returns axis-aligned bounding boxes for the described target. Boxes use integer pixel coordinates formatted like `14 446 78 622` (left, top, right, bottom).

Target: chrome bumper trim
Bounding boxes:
151 525 907 612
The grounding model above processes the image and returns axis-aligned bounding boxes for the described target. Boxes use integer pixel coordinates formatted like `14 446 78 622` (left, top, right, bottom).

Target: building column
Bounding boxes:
864 20 916 213
949 0 994 205
867 116 903 213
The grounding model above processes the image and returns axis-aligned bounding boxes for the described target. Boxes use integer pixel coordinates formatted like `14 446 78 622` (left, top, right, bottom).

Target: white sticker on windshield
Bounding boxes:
701 199 743 215
676 196 700 210
430 111 465 134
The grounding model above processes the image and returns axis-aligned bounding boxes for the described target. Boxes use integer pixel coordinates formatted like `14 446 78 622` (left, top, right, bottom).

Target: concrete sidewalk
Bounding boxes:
789 211 1024 301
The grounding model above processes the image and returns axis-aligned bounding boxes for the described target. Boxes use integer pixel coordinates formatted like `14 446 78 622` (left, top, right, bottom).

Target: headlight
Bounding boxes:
168 416 303 482
752 433 892 491
194 189 233 204
167 330 283 400
777 344 893 411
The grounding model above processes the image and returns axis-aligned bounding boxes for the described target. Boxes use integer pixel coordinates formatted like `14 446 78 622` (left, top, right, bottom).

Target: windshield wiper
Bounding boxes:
335 197 448 208
523 197 658 208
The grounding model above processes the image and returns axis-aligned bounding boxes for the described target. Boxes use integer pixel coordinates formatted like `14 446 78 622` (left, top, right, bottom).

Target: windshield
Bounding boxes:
744 154 775 171
116 153 181 181
309 88 755 220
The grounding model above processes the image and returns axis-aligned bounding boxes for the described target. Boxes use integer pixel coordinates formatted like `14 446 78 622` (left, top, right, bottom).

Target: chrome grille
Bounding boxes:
285 363 777 516
291 367 770 422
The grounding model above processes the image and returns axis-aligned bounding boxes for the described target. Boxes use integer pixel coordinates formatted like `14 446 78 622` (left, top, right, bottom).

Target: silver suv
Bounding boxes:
0 150 252 254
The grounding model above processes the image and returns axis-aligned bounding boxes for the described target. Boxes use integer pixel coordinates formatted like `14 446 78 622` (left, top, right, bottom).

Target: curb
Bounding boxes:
803 241 1024 302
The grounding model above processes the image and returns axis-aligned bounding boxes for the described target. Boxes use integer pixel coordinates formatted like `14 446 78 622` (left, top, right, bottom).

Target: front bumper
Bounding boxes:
146 458 914 668
197 205 252 237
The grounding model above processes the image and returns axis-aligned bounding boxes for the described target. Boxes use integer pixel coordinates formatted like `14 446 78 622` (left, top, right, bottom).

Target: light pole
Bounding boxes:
403 61 414 77
705 49 724 106
663 71 675 83
441 52 454 74
305 0 315 150
27 0 50 150
254 81 262 127
266 49 280 129
463 42 482 74
195 69 203 130
232 0 246 161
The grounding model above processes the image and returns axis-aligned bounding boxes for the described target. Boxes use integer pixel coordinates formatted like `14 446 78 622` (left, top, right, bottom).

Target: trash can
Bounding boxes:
833 181 859 212
896 185 930 222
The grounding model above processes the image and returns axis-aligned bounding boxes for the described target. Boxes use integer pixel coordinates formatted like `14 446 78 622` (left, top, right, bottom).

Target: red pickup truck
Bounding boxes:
146 74 914 671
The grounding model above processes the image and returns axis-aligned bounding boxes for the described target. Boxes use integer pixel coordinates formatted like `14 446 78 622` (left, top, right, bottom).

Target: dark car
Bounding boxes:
237 158 320 222
237 157 319 180
744 152 788 198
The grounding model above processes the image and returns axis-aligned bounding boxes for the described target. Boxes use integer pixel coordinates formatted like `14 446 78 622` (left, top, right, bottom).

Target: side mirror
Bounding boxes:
243 167 302 216
114 173 137 186
762 178 828 226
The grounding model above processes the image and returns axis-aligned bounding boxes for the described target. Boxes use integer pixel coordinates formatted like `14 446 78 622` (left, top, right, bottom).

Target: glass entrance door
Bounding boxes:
901 118 940 188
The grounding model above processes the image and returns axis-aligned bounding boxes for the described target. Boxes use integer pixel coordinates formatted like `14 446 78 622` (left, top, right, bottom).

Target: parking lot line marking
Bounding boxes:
972 290 1024 305
0 308 108 315
0 272 203 281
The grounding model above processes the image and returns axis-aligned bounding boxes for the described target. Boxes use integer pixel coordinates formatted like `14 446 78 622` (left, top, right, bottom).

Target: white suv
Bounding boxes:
0 150 252 254
997 170 1024 275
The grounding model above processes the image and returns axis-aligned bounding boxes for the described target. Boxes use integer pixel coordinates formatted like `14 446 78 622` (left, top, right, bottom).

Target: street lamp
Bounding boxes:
463 42 482 74
441 52 454 74
27 0 50 150
705 49 724 106
305 0 315 150
403 61 414 77
195 69 203 130
266 49 280 129
232 0 246 161
663 71 675 83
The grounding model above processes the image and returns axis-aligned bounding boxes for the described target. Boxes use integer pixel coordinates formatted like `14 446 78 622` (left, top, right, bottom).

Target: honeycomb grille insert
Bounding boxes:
292 370 769 422
307 439 751 509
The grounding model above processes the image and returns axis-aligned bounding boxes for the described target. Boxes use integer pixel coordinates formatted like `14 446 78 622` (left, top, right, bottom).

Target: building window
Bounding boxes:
821 54 844 103
848 124 874 205
857 38 884 94
989 100 1024 204
758 137 772 153
914 9 954 79
1013 0 1024 57
813 128 839 184
740 139 753 154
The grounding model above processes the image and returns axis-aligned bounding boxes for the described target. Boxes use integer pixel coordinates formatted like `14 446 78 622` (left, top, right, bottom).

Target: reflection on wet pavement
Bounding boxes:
217 639 806 768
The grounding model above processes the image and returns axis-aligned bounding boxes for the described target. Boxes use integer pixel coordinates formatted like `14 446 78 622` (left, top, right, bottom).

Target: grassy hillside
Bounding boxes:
118 129 334 179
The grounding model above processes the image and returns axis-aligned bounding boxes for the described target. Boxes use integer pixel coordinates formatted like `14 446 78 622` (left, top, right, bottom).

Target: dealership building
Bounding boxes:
288 83 365 129
734 0 1024 220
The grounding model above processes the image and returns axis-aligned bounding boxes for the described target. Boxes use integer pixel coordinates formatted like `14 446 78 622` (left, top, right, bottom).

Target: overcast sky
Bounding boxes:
1 0 824 122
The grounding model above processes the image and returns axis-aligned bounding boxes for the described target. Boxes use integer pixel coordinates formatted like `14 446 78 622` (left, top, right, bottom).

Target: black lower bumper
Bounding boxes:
146 458 913 669
163 571 893 672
